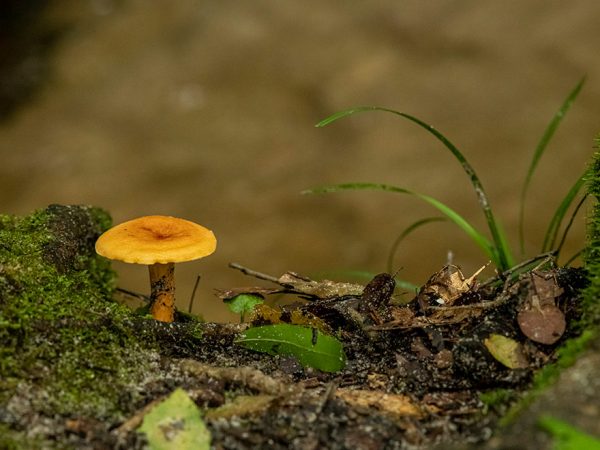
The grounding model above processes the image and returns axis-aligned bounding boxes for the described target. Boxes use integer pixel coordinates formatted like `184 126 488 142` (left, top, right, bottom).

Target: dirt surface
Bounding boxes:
2 204 596 449
1 1 599 323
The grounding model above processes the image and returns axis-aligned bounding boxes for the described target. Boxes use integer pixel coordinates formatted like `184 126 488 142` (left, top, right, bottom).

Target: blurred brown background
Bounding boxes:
1 0 598 321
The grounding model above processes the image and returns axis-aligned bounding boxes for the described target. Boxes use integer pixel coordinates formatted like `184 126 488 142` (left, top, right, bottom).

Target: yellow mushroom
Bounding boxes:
95 215 216 322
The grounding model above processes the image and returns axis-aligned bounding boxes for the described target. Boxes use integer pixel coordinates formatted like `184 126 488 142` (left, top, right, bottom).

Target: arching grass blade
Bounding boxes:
564 249 584 267
386 217 446 273
316 106 513 270
519 77 586 255
555 194 588 260
303 182 499 267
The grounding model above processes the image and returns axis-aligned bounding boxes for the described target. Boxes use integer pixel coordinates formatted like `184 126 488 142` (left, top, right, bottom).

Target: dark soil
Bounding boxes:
0 205 597 450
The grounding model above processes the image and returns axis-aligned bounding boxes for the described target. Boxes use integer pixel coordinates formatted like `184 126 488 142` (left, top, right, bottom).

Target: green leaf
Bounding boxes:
304 182 499 267
539 416 600 450
236 324 346 373
519 77 586 255
316 106 514 270
139 388 211 450
224 294 264 322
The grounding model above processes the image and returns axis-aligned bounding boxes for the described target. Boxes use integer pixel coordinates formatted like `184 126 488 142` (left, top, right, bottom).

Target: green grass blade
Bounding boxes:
386 217 446 273
555 194 588 260
542 170 589 253
316 106 514 270
518 77 586 256
538 416 600 450
564 249 584 266
304 182 499 266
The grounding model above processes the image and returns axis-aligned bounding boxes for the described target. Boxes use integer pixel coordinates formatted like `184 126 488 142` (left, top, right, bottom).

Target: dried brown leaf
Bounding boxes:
517 306 566 345
530 271 564 307
278 273 364 298
517 271 566 345
417 263 488 306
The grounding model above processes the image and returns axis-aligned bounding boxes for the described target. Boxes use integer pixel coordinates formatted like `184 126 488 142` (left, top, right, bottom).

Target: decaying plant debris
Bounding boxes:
0 205 595 450
208 260 588 447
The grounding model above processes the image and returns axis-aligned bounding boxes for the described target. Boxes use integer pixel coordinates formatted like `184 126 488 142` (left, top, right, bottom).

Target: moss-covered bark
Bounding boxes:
0 205 161 447
583 147 600 325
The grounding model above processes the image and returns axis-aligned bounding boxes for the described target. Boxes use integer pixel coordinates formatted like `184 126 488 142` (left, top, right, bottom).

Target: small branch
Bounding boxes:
188 275 201 314
425 291 513 312
229 262 281 284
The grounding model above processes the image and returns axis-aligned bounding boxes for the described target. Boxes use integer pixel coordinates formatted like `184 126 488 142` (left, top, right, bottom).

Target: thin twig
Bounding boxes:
229 262 281 284
188 275 201 314
425 291 513 312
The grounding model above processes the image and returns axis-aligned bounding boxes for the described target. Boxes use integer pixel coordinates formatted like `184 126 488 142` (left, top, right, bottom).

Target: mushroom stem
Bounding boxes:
148 262 176 322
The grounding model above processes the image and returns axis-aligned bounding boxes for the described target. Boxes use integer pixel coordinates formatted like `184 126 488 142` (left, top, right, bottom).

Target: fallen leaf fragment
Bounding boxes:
518 306 566 345
139 388 211 450
278 273 364 298
483 334 529 369
517 271 566 345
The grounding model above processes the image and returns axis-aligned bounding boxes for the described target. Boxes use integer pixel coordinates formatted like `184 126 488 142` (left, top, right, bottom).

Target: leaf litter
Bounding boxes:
81 259 587 449
177 259 588 448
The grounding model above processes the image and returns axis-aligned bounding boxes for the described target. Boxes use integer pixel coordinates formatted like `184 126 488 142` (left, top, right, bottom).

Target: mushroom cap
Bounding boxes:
95 215 216 265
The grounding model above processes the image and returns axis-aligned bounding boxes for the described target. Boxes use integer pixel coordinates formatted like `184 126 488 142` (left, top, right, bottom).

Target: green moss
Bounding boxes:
582 147 600 326
0 424 48 450
479 388 516 410
495 145 600 426
499 329 597 425
0 205 162 444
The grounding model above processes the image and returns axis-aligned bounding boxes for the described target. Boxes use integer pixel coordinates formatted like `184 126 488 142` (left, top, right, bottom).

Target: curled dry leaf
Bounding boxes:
227 263 363 300
278 273 364 299
417 263 488 307
529 271 564 306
